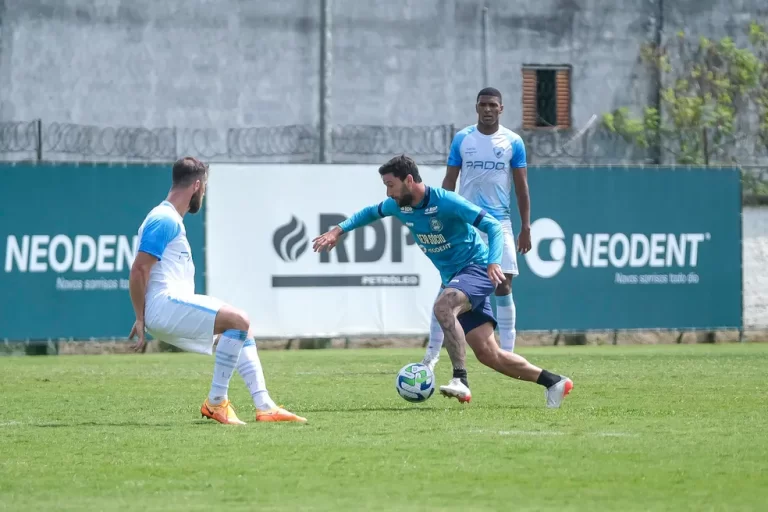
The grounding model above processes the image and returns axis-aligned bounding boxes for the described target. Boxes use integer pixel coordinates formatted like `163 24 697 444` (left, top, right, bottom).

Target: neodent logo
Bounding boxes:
4 234 138 273
524 218 710 279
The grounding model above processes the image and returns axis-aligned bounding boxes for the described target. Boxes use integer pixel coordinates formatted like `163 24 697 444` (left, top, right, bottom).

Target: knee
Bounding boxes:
432 301 455 327
231 309 250 332
218 306 250 333
495 280 512 296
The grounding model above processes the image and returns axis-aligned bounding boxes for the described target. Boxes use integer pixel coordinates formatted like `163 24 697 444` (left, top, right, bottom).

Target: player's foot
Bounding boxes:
439 378 472 403
545 377 573 408
256 406 308 423
200 398 247 425
422 353 440 373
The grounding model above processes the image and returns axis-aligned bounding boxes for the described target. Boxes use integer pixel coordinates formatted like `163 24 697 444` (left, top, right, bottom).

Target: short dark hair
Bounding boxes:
378 154 422 183
477 87 502 104
172 156 208 188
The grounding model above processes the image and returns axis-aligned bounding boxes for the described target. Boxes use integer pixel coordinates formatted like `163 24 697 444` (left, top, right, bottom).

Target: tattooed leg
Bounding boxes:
433 287 471 372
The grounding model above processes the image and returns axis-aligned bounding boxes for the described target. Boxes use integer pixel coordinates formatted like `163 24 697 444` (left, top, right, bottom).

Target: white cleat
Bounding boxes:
422 354 439 373
545 377 574 408
439 378 472 403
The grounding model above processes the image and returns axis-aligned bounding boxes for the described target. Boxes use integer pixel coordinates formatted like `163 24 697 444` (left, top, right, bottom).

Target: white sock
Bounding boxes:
424 306 444 362
208 329 247 405
236 339 278 411
496 293 516 352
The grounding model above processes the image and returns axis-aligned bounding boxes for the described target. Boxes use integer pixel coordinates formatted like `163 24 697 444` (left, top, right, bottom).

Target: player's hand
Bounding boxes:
487 263 505 287
129 319 148 353
518 226 532 254
312 227 342 252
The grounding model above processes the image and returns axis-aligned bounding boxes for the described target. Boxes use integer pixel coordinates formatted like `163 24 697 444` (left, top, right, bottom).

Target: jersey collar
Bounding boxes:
413 186 432 210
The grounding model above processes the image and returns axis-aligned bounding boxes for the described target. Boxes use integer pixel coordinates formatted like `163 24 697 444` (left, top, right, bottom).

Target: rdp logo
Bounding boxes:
272 216 309 262
272 214 415 264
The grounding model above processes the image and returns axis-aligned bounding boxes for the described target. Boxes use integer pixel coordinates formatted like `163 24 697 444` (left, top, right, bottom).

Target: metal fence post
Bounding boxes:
319 0 333 163
36 119 43 161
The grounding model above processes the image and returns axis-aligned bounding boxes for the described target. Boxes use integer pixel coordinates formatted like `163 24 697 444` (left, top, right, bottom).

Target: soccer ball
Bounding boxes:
395 362 435 403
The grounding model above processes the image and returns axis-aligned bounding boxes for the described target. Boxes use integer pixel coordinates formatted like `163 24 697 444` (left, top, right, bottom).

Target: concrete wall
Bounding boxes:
0 0 765 166
0 0 658 131
743 206 768 328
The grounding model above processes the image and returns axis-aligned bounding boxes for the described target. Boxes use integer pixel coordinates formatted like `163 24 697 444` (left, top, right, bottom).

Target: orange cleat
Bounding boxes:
255 406 308 423
201 398 247 425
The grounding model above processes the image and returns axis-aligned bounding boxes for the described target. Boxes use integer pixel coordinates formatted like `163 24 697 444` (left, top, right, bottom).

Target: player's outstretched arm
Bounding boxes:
312 200 396 252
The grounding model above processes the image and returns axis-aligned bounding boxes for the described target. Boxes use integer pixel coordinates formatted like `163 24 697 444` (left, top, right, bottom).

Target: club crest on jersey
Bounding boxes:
430 218 443 232
493 146 504 159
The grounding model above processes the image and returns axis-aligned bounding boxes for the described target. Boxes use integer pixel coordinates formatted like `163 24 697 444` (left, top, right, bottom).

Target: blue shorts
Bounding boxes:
442 264 497 335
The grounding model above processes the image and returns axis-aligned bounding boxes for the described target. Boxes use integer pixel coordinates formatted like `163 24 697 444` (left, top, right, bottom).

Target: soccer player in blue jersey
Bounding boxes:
312 155 572 407
422 87 530 373
128 157 306 425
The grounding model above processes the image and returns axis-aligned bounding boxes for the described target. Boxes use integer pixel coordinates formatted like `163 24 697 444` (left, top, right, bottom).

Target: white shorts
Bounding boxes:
144 293 224 355
477 218 519 276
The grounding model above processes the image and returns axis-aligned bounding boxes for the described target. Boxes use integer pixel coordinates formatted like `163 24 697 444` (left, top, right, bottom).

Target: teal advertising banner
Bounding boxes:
508 166 742 331
0 162 206 340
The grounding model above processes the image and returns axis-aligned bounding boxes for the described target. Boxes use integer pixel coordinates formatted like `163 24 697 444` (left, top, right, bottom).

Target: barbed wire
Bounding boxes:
43 122 177 160
332 124 454 156
522 126 654 165
1 120 767 176
0 120 39 154
227 125 319 159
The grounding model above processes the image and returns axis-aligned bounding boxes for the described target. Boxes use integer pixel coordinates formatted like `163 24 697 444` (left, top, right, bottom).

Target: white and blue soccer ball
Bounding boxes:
395 362 435 403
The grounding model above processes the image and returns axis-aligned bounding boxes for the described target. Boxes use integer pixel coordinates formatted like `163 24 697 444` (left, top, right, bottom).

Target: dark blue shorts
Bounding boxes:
443 264 497 335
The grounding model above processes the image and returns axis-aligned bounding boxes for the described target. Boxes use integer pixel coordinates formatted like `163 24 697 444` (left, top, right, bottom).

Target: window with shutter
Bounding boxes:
522 65 571 130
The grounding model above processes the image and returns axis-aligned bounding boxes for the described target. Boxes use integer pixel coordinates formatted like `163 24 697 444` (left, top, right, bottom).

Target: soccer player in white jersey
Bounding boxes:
128 157 306 425
423 87 531 376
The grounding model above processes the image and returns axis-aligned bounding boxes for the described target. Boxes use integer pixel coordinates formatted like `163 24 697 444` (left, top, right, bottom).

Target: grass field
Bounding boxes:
2 343 768 511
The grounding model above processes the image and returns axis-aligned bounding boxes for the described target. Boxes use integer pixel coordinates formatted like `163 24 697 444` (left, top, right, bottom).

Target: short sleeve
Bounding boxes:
447 132 466 167
138 214 181 260
511 136 527 169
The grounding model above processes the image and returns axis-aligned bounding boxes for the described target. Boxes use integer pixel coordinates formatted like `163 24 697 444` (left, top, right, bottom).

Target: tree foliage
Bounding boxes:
602 22 768 165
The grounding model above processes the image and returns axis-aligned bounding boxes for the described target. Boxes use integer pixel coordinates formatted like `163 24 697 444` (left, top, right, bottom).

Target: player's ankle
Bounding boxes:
536 369 561 388
452 367 469 388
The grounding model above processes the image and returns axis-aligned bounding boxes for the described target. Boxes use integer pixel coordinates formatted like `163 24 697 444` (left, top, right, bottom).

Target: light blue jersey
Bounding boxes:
448 124 527 222
136 201 196 298
338 187 503 286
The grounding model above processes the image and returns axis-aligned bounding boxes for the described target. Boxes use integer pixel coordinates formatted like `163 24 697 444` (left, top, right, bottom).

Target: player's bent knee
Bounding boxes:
432 302 456 328
214 305 250 334
495 281 512 296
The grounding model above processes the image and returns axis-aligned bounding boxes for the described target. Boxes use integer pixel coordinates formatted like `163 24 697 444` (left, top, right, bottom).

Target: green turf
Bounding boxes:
1 344 767 511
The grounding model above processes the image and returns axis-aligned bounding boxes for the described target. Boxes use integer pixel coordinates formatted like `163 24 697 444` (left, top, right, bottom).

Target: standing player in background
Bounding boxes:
128 157 306 425
312 155 572 407
422 87 531 373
